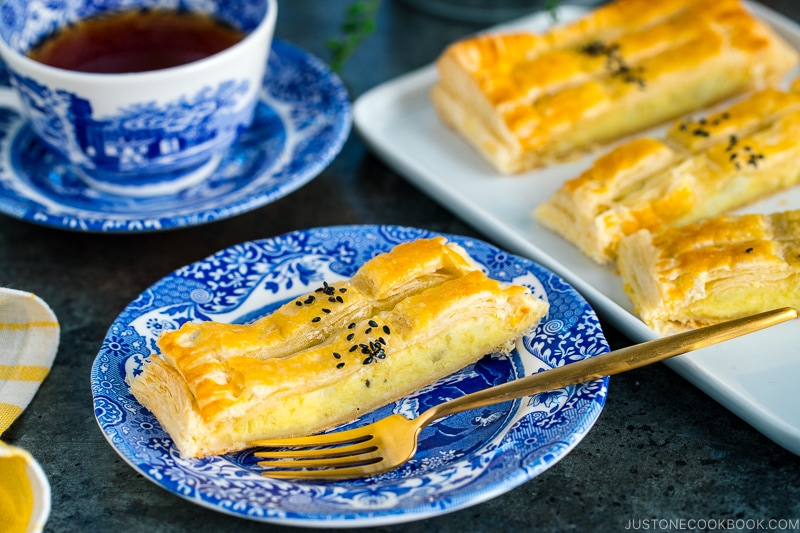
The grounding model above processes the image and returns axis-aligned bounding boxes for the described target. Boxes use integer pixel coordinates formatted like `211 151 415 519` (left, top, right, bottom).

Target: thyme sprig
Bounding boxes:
545 0 560 23
328 0 562 72
327 0 381 72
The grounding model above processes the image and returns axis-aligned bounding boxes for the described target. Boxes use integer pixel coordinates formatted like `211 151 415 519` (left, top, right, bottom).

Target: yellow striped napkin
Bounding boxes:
0 288 60 434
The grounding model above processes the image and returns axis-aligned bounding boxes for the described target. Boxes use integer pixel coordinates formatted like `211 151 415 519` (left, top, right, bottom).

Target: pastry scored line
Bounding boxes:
534 83 800 265
431 0 798 173
617 210 800 335
153 237 482 411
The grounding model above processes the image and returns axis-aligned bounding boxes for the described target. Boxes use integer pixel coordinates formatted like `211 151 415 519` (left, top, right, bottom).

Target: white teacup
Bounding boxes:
0 0 277 196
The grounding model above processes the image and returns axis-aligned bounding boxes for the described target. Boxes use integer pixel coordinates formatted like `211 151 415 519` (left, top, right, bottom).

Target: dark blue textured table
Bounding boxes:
2 1 799 531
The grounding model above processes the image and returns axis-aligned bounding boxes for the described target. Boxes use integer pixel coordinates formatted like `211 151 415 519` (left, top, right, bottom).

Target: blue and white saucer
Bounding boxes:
0 39 351 232
92 225 609 527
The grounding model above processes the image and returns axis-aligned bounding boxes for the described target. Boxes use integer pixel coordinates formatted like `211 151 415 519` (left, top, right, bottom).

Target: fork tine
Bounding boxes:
259 461 390 480
254 442 377 460
258 452 381 470
251 427 373 448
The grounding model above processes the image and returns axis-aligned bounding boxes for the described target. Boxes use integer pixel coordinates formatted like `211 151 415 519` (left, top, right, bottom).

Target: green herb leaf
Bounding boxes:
328 0 381 72
545 0 560 23
327 0 562 72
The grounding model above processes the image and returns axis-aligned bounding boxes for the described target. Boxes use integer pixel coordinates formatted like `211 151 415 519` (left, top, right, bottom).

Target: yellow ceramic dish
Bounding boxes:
0 441 50 533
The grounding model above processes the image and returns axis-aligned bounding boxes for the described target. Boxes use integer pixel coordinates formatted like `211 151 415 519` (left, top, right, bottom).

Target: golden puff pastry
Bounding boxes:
431 0 798 174
617 210 800 335
155 237 481 413
534 85 800 265
128 269 549 458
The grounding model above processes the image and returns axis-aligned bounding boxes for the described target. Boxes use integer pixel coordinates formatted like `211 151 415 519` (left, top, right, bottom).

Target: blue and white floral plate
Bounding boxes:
0 39 350 232
91 225 609 527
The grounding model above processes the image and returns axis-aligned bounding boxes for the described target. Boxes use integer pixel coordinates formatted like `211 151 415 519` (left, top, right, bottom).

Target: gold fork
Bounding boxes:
252 307 798 480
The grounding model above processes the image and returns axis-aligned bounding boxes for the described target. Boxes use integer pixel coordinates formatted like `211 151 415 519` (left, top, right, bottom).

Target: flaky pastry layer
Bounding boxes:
535 83 800 265
617 209 800 335
432 0 798 174
155 237 481 417
128 240 549 458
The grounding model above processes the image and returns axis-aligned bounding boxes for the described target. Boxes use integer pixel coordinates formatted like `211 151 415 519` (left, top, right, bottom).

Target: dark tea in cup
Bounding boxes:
0 0 276 196
26 9 245 74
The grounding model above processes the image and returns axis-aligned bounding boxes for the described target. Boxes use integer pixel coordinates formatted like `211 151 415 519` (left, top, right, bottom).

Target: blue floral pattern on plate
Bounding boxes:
91 225 609 527
9 70 253 178
0 39 351 232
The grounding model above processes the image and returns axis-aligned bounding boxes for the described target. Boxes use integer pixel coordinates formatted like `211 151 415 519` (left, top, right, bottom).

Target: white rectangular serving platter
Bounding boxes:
354 3 800 455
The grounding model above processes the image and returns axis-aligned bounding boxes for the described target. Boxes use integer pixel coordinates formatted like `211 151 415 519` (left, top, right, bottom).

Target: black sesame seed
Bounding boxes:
321 282 335 295
378 337 386 345
336 296 344 303
746 247 754 253
692 128 709 137
348 322 356 329
361 347 371 354
349 345 358 352
347 333 355 341
368 320 378 328
322 308 331 314
328 296 337 303
304 296 315 304
339 288 347 293
295 300 302 306
365 380 371 388
580 40 608 56
336 362 345 369
333 352 341 359
376 350 386 359
363 357 374 365
382 325 390 335
311 316 321 323
365 327 372 334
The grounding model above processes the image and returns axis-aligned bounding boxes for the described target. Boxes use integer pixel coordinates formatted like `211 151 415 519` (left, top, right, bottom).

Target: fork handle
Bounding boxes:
415 307 798 428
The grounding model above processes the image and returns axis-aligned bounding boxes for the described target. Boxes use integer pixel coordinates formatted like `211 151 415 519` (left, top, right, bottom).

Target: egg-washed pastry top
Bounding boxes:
155 237 481 409
127 238 549 458
431 0 798 174
617 209 800 335
534 80 800 265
